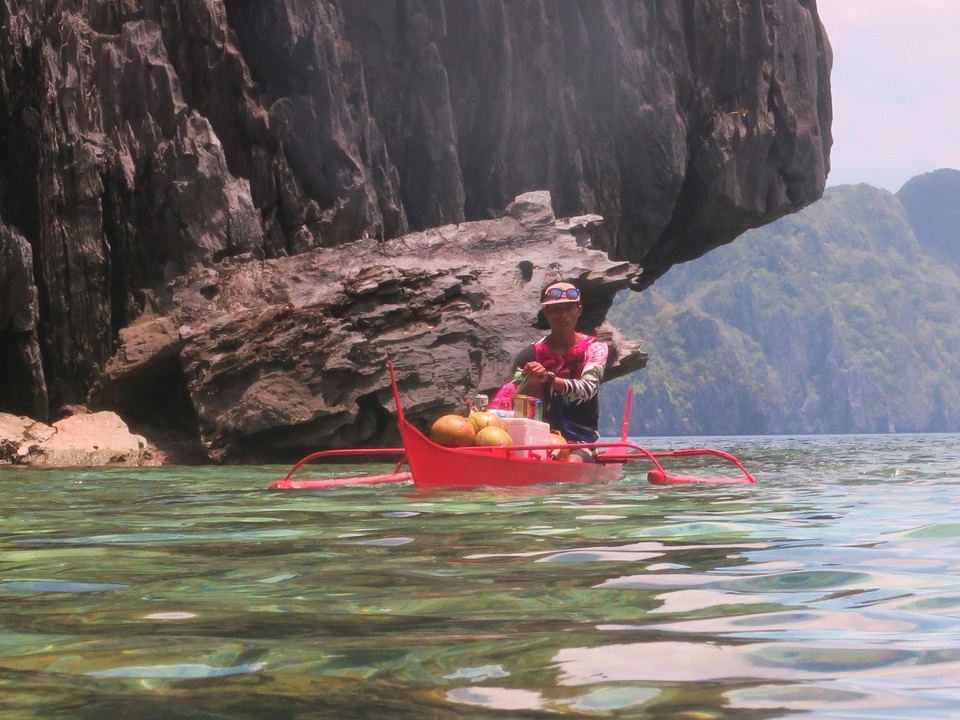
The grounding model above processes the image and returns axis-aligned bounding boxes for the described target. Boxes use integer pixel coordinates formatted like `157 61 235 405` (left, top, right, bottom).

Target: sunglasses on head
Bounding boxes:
544 287 581 300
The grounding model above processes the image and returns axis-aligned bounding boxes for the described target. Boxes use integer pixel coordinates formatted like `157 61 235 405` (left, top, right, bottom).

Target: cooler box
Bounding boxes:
501 417 550 459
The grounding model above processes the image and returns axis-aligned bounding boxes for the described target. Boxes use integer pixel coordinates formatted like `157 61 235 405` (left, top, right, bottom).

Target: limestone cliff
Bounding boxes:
0 1 831 460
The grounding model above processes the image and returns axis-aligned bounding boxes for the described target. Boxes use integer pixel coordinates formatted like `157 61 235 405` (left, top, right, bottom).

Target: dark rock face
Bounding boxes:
0 227 47 419
0 1 831 460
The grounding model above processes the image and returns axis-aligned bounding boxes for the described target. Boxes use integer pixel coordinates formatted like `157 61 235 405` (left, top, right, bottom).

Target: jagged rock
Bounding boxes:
0 411 157 467
95 315 182 406
94 191 647 461
0 1 832 458
0 414 54 464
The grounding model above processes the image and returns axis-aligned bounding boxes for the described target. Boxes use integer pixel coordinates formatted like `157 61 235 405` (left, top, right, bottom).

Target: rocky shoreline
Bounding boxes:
0 411 160 467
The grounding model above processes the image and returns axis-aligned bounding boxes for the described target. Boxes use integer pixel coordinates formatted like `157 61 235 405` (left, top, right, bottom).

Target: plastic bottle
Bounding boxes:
491 396 514 418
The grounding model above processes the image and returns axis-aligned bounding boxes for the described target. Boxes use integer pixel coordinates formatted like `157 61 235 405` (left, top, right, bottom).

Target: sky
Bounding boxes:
816 0 960 193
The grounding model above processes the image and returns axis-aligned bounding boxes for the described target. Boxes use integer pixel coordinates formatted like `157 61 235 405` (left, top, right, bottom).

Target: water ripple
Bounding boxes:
3 435 960 717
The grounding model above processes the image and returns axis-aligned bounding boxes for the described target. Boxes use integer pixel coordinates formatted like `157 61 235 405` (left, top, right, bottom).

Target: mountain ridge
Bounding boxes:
602 169 960 436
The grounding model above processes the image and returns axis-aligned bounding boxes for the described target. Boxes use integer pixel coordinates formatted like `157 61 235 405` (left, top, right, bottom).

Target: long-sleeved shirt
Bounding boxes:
492 333 608 442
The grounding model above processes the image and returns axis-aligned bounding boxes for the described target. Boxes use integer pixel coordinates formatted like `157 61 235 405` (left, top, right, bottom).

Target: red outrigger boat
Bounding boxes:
270 363 755 490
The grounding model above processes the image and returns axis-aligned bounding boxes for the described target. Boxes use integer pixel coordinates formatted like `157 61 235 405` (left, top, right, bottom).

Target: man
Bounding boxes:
492 281 609 457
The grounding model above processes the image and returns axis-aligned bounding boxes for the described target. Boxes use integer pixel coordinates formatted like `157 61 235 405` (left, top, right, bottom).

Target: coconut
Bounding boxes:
546 432 570 460
468 410 503 433
475 425 514 447
430 414 477 447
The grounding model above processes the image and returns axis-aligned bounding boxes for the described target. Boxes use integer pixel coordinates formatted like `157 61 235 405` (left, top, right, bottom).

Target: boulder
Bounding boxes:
0 411 158 467
95 191 648 461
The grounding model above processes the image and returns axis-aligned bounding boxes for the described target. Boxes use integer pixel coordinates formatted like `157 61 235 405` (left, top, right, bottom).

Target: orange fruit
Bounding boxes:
430 415 477 447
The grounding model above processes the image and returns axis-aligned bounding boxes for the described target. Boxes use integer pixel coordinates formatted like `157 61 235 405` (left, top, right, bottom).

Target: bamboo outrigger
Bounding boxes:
270 363 755 490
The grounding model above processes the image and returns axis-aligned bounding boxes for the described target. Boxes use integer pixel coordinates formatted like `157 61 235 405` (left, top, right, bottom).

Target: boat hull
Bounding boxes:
398 414 622 488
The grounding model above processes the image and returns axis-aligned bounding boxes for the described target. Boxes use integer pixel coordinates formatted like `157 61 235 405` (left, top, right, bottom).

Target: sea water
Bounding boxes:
2 434 960 719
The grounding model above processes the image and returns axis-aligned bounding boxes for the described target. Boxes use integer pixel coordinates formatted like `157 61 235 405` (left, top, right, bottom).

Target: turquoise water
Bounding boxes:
3 434 960 719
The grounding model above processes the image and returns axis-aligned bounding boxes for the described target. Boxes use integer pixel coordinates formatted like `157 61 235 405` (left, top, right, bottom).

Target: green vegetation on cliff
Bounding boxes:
602 171 960 436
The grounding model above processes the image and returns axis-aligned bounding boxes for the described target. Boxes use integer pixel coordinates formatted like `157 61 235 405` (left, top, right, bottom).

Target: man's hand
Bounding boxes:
520 362 554 398
522 361 549 385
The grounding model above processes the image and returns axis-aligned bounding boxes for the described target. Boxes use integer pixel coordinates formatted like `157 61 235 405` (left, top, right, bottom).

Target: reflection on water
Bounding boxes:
2 435 960 718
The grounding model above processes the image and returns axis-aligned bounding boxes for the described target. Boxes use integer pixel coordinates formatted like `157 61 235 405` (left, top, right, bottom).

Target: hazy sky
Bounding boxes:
817 0 960 192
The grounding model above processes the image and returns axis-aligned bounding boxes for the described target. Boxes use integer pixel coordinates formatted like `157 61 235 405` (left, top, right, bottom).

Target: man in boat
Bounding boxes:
492 281 608 461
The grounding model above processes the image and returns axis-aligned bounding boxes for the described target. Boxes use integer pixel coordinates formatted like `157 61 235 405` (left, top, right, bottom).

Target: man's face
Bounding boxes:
543 302 581 327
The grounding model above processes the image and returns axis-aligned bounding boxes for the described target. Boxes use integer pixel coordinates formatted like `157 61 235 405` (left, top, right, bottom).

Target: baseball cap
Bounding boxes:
540 282 582 306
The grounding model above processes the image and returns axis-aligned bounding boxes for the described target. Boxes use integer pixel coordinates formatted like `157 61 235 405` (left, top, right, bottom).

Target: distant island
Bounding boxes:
602 168 960 436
